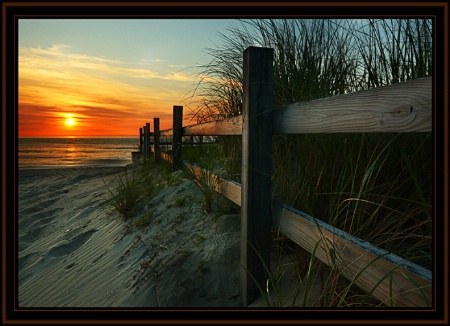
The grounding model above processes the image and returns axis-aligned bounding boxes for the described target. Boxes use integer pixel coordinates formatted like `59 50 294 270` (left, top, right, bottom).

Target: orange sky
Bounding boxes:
18 44 202 137
17 18 245 138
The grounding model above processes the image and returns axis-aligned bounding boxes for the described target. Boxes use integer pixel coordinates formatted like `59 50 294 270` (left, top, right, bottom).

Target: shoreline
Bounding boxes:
18 163 133 171
18 162 134 170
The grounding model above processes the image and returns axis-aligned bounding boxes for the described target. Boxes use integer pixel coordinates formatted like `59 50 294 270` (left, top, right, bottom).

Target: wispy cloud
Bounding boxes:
19 45 198 136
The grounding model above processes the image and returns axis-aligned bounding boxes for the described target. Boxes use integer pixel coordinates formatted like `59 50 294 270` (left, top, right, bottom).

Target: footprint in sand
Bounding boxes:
47 229 97 258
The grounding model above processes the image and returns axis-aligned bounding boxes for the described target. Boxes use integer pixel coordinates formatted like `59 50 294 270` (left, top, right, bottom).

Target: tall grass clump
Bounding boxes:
184 18 432 306
104 159 176 220
186 165 221 214
104 168 143 219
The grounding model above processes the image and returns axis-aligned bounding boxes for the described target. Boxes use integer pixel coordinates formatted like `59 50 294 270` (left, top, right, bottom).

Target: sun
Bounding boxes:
65 118 76 127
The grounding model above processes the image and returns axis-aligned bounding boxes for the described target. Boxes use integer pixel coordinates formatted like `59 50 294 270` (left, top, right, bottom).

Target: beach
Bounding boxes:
18 165 242 307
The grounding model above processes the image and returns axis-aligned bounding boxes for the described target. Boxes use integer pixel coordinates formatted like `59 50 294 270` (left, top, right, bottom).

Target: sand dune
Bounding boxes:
18 166 242 307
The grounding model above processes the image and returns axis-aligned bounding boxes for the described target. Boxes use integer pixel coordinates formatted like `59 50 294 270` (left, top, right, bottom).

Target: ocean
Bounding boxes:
18 137 139 169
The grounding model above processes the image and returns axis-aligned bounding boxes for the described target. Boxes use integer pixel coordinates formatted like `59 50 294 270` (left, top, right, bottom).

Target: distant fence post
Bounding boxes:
172 106 183 171
154 117 160 162
144 122 150 160
139 127 143 153
240 47 273 306
142 125 146 153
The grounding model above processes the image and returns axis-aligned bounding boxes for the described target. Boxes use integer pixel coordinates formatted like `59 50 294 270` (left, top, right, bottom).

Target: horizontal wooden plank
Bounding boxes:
182 161 241 206
183 116 243 136
159 156 241 206
159 129 173 137
273 76 432 134
159 116 243 137
160 154 432 307
273 201 432 307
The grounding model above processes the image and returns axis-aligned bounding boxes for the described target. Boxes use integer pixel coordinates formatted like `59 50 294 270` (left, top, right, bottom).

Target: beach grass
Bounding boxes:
182 18 432 307
104 168 143 219
103 158 178 220
101 19 432 307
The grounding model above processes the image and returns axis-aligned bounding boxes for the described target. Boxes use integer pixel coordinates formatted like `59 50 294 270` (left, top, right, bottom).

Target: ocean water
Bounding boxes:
18 137 139 169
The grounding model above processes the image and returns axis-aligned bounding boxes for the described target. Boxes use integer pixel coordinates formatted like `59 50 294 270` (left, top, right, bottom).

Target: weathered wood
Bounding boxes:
273 76 432 134
183 161 241 206
173 157 433 307
183 116 243 136
134 48 433 308
144 123 150 160
273 201 432 307
172 106 183 171
154 118 160 162
240 47 274 306
160 140 432 307
163 77 431 137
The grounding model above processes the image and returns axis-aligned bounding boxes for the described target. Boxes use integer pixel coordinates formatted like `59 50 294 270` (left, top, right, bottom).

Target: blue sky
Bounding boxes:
19 19 244 69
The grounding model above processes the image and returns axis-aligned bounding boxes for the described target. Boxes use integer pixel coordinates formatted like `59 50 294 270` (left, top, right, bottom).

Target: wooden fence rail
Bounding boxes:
178 162 432 307
135 47 432 307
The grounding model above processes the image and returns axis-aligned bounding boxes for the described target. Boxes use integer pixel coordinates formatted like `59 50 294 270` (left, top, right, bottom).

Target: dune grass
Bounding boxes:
103 159 178 220
104 168 143 219
182 18 432 307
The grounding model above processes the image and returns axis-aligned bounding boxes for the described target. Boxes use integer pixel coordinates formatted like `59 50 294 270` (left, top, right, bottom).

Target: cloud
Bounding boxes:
139 58 165 64
19 45 199 136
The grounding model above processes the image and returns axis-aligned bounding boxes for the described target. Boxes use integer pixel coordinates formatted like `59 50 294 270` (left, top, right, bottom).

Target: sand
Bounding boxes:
17 164 325 310
18 166 242 308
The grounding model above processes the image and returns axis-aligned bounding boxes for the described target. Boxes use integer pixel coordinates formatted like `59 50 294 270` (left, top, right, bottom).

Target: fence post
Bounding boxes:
139 127 143 153
144 122 150 160
154 117 160 162
172 106 183 171
142 125 146 153
240 47 273 306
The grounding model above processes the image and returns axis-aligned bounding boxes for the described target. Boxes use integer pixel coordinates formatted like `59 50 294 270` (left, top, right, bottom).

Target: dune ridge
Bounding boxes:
18 166 242 308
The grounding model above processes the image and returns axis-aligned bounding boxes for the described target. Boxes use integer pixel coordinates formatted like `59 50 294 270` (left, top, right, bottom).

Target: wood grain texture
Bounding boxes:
240 47 274 306
160 152 432 307
156 77 431 137
183 162 241 206
273 201 432 307
139 73 432 307
183 116 243 136
273 76 432 134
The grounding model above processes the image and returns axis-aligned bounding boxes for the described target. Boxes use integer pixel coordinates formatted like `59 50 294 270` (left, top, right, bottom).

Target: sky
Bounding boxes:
18 19 248 137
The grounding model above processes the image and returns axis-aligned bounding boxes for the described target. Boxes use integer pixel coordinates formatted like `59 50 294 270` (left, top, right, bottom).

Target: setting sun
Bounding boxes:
65 118 76 127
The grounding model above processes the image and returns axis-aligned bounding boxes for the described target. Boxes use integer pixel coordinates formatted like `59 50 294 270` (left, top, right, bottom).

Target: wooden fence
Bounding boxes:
136 47 432 307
